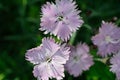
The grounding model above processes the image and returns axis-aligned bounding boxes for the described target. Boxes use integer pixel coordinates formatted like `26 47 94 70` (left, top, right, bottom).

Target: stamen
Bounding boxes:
58 16 64 21
105 36 120 44
46 58 52 63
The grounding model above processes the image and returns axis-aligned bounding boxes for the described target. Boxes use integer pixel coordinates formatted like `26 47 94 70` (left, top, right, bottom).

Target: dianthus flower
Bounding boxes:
40 0 83 41
92 21 120 57
110 52 120 80
65 43 94 77
25 38 70 80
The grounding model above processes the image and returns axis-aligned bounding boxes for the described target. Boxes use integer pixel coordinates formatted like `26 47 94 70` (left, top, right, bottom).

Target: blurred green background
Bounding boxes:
0 0 120 80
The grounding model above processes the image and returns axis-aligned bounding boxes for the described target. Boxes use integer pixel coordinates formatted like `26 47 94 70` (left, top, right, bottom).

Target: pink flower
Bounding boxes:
65 43 94 77
110 52 120 80
40 0 83 41
92 21 120 57
25 38 70 80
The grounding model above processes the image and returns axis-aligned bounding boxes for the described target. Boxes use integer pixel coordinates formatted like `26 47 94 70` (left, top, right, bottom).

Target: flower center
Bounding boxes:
46 57 52 63
45 49 52 63
105 36 112 43
58 16 64 21
73 56 79 62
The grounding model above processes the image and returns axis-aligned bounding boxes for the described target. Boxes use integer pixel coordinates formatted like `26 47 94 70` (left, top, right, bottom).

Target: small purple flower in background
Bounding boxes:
40 0 83 41
65 43 94 77
25 38 70 80
92 21 120 57
110 51 120 80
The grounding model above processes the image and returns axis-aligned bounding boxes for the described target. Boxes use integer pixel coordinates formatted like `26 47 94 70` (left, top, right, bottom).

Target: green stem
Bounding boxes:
69 32 77 45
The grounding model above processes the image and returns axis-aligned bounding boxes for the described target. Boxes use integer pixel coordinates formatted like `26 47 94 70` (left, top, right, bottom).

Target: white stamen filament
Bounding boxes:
105 36 120 44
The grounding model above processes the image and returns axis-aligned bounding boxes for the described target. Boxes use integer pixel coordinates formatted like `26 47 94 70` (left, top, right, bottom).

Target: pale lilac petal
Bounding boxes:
70 62 82 77
33 63 49 80
53 44 70 64
26 46 45 64
50 62 65 80
53 22 71 41
42 38 60 55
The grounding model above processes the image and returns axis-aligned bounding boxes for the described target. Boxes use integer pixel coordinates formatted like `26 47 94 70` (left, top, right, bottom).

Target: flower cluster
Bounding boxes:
25 0 91 80
25 0 120 80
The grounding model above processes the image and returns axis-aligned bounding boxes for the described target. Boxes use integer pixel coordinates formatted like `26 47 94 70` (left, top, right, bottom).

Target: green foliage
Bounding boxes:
85 61 115 80
0 0 120 80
